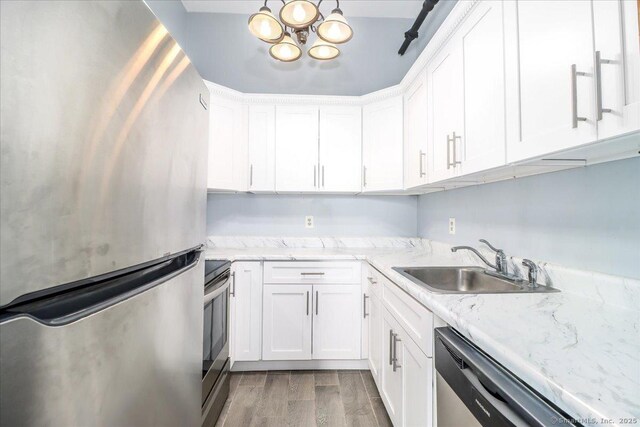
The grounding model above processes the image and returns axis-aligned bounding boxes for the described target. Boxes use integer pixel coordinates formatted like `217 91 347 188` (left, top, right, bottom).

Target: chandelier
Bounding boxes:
248 0 353 62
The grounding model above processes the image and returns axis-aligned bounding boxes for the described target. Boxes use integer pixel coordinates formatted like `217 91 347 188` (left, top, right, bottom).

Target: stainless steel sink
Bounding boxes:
392 266 560 294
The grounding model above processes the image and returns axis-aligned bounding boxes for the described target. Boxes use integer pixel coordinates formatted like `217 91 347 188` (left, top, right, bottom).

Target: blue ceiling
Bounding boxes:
146 0 457 96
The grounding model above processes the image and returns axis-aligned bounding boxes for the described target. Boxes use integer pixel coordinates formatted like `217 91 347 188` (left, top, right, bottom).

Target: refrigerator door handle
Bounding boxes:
0 248 202 327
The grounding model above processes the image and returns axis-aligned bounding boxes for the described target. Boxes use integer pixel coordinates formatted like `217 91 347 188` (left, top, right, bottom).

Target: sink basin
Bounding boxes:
392 266 559 294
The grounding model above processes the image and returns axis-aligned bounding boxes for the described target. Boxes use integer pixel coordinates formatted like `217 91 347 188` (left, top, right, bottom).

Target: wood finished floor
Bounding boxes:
215 370 392 427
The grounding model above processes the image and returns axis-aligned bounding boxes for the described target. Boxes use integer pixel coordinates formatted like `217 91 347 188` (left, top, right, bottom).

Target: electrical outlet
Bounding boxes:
305 216 314 228
449 218 456 235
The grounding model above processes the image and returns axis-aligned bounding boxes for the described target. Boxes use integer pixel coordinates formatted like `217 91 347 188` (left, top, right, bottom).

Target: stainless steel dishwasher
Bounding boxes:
434 327 581 427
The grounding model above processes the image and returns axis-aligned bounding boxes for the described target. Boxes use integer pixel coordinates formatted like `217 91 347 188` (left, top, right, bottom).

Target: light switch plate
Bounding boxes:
449 218 456 235
305 216 314 228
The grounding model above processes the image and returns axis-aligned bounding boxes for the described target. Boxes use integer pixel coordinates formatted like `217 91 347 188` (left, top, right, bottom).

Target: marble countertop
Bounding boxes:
204 244 640 425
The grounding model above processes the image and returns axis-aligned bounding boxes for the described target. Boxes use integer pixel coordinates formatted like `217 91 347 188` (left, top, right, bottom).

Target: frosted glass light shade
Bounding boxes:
248 6 284 43
279 0 319 29
308 38 340 60
317 10 353 44
269 33 302 62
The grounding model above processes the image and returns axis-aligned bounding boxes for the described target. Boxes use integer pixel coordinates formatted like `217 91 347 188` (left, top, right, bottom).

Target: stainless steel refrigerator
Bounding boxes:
0 1 208 425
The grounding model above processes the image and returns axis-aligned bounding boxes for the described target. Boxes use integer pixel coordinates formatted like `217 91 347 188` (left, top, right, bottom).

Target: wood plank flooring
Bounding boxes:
216 370 392 427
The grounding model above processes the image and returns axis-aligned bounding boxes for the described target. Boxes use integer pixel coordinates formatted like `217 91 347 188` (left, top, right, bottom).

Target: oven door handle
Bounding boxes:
204 273 230 305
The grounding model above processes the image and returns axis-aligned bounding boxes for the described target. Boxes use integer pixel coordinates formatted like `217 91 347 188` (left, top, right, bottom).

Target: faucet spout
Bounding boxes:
451 246 498 270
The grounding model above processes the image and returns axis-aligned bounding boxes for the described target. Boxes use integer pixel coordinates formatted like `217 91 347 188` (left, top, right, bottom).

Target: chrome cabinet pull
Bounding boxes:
300 272 325 276
315 290 319 315
306 291 310 316
249 164 253 187
392 333 402 372
447 132 462 169
314 165 317 187
595 51 613 121
363 165 367 187
571 64 588 128
363 294 369 318
389 329 394 365
419 150 426 177
230 271 236 297
367 276 377 284
322 165 325 187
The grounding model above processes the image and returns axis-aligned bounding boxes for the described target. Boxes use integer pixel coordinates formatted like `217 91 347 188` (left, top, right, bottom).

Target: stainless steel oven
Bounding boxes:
202 260 231 427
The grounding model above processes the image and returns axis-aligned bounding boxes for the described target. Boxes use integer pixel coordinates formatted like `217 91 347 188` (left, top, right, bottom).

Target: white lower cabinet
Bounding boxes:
313 284 362 359
367 291 383 385
382 309 404 426
262 284 313 360
262 282 361 361
231 262 263 362
381 306 433 427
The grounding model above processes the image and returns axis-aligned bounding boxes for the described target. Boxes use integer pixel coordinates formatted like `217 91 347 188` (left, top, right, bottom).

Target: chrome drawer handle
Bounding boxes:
300 272 325 276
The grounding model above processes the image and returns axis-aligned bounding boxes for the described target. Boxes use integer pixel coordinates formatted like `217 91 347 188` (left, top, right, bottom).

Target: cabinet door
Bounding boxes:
399 329 433 427
207 98 247 191
459 1 506 176
427 40 463 183
275 106 319 192
404 72 429 188
312 284 361 360
262 284 312 360
362 97 404 192
231 262 263 362
248 105 276 192
593 0 640 140
367 292 383 386
505 0 597 163
319 106 362 193
381 308 403 427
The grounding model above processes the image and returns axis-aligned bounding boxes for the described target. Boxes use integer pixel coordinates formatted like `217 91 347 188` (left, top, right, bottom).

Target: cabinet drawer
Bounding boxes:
264 261 361 284
382 279 433 357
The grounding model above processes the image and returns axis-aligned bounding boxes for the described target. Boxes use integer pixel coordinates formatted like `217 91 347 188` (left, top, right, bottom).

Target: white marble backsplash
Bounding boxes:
206 235 640 311
206 236 428 249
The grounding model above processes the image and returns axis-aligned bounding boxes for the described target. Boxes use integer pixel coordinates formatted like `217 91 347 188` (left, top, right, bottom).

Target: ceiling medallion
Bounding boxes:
248 0 353 62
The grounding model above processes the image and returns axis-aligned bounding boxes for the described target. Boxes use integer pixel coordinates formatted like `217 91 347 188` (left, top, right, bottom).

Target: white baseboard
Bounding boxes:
231 359 369 372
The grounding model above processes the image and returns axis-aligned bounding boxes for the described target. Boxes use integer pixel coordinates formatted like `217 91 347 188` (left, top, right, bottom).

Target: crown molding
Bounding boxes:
205 0 479 106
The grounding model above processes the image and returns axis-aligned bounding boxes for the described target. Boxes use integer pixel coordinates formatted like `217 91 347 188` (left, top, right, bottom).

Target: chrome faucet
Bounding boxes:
451 239 516 280
521 259 538 288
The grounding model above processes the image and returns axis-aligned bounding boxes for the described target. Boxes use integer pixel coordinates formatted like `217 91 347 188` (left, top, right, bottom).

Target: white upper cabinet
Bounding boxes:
505 0 597 163
427 40 463 183
427 0 506 183
248 105 276 192
592 0 640 140
319 106 362 193
404 71 429 188
207 96 247 191
275 106 319 192
362 96 404 192
458 0 506 175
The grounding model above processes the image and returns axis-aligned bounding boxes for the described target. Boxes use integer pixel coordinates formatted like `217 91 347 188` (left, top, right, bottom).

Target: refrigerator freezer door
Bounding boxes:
0 251 204 427
0 0 208 306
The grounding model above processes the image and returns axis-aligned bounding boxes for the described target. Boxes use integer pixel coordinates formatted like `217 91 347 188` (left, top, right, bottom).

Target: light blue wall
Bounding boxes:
417 157 640 279
144 1 457 96
207 194 418 237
